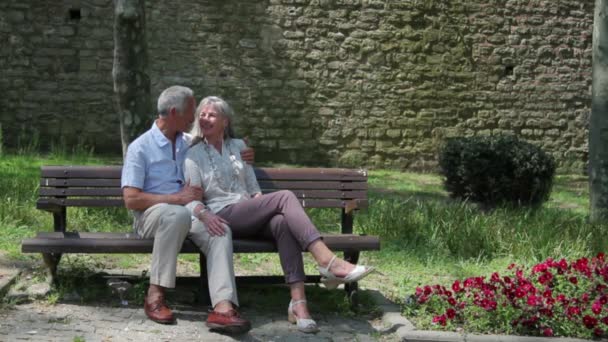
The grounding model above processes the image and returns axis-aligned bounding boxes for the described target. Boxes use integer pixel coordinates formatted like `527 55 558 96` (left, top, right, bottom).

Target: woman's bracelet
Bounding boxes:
195 204 208 219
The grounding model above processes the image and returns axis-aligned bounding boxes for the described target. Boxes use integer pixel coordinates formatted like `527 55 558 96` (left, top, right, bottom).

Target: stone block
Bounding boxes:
386 129 401 138
283 30 305 39
239 39 257 48
7 10 24 22
58 26 76 37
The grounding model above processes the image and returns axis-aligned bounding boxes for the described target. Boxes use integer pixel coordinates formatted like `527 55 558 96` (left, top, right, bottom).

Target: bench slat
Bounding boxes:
40 179 368 190
258 180 367 190
40 188 123 197
37 198 368 209
255 168 367 181
41 166 367 182
41 178 122 187
22 233 380 254
42 166 122 179
38 198 125 208
39 188 367 200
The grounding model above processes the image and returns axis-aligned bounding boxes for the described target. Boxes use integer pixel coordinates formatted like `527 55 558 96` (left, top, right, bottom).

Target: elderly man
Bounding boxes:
121 85 252 334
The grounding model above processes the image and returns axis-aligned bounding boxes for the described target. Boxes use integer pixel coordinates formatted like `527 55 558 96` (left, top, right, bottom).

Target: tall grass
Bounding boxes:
356 194 606 263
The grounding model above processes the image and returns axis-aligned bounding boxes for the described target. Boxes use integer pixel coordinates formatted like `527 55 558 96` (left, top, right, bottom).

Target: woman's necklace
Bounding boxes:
203 139 241 193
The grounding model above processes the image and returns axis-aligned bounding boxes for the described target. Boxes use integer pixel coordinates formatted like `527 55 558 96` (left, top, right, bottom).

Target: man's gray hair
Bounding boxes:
157 86 194 117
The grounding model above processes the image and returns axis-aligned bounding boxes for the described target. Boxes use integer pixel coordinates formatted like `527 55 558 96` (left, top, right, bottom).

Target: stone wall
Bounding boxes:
0 0 593 171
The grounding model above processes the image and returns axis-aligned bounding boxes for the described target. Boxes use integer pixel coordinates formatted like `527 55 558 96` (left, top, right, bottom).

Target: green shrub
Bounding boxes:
438 135 555 207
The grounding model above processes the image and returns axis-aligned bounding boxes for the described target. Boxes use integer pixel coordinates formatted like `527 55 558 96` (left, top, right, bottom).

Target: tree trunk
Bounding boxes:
590 0 608 222
112 0 151 157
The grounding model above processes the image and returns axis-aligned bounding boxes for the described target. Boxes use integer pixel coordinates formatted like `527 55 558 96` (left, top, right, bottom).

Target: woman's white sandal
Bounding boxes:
318 255 375 290
288 299 319 333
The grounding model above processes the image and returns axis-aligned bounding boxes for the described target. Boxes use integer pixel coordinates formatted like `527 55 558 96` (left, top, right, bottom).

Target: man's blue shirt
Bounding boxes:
121 122 190 195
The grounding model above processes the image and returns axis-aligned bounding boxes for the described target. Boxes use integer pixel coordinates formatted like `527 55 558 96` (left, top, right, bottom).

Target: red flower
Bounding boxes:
527 295 541 307
538 272 553 285
582 293 590 303
490 272 500 283
554 258 568 274
446 308 456 319
452 280 462 293
601 316 608 325
601 295 608 305
542 327 554 337
569 276 579 285
447 297 457 306
539 308 554 317
432 284 444 295
594 328 604 337
542 289 553 298
567 306 581 316
584 315 598 329
433 314 447 326
480 299 497 311
598 252 605 262
574 258 591 277
423 285 432 295
532 263 548 273
521 283 536 295
593 301 602 315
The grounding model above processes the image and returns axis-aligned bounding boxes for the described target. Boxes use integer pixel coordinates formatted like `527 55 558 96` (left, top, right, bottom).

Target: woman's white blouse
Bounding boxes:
184 138 261 215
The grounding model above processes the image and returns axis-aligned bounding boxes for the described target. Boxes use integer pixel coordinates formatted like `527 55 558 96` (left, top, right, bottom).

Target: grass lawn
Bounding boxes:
1 151 607 336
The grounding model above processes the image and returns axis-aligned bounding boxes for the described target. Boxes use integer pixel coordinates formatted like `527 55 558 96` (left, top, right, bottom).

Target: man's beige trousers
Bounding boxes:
136 203 239 307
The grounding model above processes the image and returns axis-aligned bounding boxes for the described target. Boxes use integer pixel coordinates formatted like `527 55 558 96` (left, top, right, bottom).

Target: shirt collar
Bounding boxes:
151 121 183 148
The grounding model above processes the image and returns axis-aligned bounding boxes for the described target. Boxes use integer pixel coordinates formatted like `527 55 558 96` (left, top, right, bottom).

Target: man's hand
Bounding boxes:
175 180 203 205
240 137 255 164
199 211 228 236
240 147 254 164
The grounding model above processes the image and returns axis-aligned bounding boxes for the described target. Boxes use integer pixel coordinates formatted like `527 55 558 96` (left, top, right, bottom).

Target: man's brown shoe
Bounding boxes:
144 295 176 324
206 309 251 334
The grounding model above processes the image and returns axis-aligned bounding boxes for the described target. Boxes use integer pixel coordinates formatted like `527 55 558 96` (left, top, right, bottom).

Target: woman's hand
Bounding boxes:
252 192 262 199
199 211 229 236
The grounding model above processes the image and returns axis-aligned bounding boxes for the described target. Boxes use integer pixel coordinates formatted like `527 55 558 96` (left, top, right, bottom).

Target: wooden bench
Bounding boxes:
22 165 380 304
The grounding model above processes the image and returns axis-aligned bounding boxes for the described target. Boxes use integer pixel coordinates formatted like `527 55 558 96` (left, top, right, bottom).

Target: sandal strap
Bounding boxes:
325 255 337 272
290 299 307 307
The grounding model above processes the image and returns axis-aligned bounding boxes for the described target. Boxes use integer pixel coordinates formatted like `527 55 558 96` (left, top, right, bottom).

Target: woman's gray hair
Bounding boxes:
157 86 194 117
190 96 236 144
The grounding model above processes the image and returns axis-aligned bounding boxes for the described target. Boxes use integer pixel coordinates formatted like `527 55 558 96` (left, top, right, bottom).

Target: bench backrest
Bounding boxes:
38 165 368 210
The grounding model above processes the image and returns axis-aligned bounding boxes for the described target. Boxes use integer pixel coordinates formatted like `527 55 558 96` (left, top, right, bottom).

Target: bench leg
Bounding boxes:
345 281 359 308
42 253 61 284
344 250 360 309
199 253 211 306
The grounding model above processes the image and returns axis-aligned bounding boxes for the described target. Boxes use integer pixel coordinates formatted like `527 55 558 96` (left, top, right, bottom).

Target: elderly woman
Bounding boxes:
184 96 373 333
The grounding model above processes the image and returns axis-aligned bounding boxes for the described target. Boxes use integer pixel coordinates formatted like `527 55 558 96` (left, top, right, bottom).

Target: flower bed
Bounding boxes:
406 253 608 339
